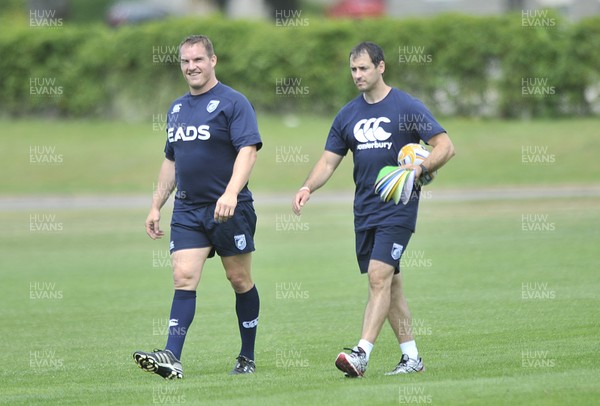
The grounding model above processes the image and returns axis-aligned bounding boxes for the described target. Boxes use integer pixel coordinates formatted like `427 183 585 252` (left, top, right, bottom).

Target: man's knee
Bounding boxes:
368 260 395 291
172 266 195 287
171 248 209 289
226 271 253 293
223 254 253 292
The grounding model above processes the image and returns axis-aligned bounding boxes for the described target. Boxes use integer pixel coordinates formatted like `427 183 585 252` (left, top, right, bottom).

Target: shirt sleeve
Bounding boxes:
229 96 263 152
409 98 446 144
164 112 175 160
164 138 174 161
324 113 349 156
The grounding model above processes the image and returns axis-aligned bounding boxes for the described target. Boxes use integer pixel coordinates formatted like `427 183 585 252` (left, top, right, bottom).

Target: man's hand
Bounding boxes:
145 208 164 239
214 191 238 223
291 151 343 216
292 187 311 216
401 163 423 180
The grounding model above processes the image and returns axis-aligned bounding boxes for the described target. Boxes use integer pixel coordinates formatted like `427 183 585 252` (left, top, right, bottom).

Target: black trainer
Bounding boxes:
230 355 255 375
133 349 183 379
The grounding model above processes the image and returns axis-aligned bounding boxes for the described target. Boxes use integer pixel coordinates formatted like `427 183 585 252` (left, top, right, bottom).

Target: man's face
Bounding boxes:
350 52 384 93
179 43 217 94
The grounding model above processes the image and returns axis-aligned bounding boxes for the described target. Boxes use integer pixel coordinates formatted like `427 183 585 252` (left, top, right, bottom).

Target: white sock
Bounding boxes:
400 340 418 360
357 339 374 360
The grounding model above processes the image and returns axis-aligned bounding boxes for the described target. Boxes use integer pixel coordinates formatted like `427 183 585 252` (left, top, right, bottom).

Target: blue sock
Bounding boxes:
165 289 196 360
235 285 260 360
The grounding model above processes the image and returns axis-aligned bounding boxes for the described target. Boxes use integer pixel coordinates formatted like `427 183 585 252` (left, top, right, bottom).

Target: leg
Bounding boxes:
385 272 424 375
335 260 394 377
221 252 254 293
387 272 415 344
222 253 259 371
133 247 211 379
165 247 212 359
361 259 396 344
335 228 398 377
172 247 211 290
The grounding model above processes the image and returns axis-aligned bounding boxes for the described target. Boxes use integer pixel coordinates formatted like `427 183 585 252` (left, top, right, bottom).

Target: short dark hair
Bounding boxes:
179 35 214 56
349 42 385 66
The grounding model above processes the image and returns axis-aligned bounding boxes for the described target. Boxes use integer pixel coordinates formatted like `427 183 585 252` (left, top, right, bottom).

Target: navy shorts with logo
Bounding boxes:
170 201 257 258
355 225 413 274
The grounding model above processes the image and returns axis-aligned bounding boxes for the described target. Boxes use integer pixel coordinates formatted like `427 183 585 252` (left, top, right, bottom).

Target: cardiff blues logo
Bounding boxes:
234 234 247 250
391 243 404 261
207 99 220 113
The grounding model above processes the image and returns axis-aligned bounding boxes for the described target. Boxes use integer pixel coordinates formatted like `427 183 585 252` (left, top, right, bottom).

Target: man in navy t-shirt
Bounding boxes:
134 35 262 379
293 42 455 377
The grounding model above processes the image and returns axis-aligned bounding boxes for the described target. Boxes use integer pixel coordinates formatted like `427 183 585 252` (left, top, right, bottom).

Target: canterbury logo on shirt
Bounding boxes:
353 117 393 150
168 125 211 142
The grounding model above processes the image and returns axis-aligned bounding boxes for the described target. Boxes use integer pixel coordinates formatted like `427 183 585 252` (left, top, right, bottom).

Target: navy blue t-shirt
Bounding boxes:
325 88 445 232
164 82 262 211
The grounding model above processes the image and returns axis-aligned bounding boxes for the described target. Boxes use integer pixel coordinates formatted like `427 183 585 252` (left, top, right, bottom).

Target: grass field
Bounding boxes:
1 116 599 405
3 116 600 194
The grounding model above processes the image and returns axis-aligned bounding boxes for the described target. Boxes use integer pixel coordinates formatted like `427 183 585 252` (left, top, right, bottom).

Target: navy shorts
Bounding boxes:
170 201 256 258
355 225 413 274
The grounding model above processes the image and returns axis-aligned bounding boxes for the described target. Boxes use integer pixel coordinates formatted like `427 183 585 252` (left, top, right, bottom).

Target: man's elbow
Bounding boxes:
447 142 456 160
250 147 258 164
442 135 456 160
241 145 258 161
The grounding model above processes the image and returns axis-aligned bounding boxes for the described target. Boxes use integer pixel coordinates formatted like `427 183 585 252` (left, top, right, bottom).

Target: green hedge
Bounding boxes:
1 13 599 119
